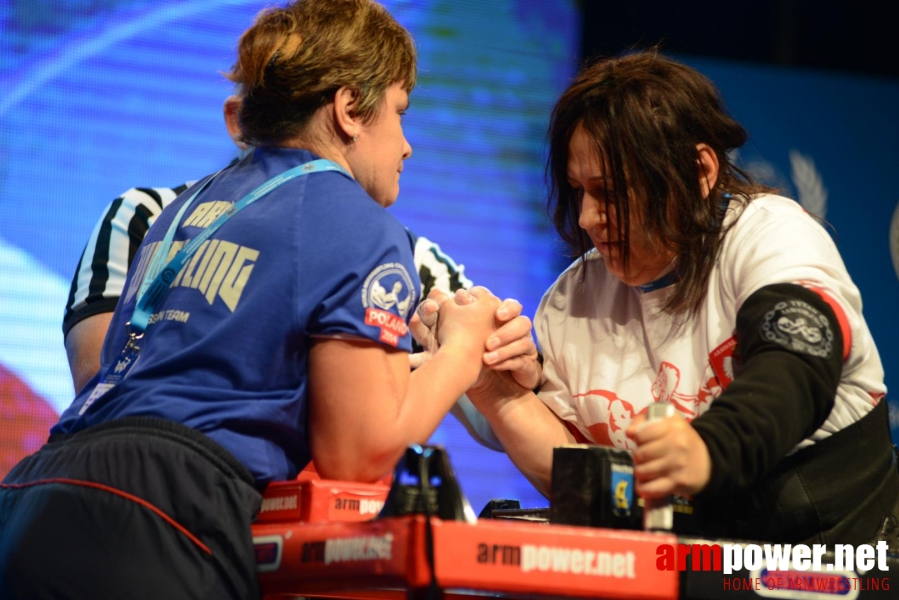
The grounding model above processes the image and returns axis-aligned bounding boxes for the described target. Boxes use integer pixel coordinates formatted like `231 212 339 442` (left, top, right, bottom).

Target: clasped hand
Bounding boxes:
409 286 541 390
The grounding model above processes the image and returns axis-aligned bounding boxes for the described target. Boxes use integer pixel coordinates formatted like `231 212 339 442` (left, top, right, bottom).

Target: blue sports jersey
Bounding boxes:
53 147 420 486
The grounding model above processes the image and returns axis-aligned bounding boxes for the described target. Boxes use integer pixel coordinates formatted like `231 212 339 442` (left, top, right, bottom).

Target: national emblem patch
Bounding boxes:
760 300 834 358
362 263 415 347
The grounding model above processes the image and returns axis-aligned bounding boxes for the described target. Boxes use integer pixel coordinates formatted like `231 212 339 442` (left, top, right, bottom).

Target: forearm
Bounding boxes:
397 346 484 443
64 313 114 393
692 350 835 495
468 379 575 496
312 294 503 482
449 396 504 452
310 341 483 482
692 283 842 496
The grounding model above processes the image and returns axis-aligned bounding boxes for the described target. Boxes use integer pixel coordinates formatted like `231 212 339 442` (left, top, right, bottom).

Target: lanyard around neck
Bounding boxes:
129 158 350 336
78 158 351 416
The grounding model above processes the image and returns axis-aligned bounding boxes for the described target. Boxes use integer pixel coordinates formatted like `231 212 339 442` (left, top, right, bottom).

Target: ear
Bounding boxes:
223 95 248 151
696 143 719 199
332 86 360 142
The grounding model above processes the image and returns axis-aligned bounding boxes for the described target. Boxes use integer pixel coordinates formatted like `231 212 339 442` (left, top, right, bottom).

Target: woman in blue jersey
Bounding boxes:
0 1 530 598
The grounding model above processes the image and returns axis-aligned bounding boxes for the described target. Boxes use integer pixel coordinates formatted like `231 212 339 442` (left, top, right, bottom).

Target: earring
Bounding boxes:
352 133 359 143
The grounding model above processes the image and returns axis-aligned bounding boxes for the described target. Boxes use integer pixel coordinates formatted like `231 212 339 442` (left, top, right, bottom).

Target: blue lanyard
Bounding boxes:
78 158 351 416
129 158 349 335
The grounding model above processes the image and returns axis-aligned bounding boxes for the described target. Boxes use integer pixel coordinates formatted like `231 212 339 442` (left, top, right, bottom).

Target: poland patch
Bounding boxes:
362 263 415 347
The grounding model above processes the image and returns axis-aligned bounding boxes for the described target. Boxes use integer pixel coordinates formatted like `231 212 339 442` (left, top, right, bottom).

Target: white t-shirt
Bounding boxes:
536 194 886 453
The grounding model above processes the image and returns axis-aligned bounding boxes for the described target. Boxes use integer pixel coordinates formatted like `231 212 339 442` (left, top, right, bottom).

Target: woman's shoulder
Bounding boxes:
727 193 827 238
541 250 619 310
307 171 404 225
550 250 602 286
298 172 413 263
734 193 810 221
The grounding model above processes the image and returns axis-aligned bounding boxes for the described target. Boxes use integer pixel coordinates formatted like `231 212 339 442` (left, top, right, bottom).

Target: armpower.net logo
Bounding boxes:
656 542 891 595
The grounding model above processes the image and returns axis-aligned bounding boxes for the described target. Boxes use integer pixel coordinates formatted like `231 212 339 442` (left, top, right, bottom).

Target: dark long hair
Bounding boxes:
548 49 774 315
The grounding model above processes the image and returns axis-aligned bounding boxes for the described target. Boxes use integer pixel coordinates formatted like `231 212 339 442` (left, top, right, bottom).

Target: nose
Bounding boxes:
403 135 412 159
578 195 607 231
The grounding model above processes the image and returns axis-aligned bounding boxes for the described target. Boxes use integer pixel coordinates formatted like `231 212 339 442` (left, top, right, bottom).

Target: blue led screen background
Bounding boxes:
0 0 580 511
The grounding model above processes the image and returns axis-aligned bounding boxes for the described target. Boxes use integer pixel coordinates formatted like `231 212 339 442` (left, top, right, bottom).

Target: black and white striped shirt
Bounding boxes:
63 185 189 336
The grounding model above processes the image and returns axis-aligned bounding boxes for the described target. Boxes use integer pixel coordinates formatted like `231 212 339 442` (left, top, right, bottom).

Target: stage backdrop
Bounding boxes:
0 0 579 512
1 1 897 514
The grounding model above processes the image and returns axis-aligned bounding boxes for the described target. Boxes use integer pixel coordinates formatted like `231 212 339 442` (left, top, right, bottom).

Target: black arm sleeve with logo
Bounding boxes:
691 283 843 497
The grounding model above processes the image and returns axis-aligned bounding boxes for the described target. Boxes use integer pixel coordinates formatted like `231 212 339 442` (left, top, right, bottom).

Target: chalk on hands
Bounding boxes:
455 289 476 304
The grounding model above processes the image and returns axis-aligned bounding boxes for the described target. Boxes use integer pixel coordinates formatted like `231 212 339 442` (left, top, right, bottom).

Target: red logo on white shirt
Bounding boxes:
574 389 638 449
709 336 737 389
651 362 698 420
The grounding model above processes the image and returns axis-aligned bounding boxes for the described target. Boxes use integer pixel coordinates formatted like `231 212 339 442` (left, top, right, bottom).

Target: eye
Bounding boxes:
587 184 612 198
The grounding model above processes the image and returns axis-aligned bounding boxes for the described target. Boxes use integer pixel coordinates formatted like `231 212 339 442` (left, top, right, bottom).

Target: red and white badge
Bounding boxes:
361 263 415 347
709 335 737 390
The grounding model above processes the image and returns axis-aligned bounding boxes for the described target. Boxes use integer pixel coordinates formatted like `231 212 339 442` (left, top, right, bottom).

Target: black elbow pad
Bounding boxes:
693 283 845 495
736 282 844 387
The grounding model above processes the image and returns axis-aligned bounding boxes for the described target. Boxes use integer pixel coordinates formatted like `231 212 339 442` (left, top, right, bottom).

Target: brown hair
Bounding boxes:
547 48 775 315
226 0 416 146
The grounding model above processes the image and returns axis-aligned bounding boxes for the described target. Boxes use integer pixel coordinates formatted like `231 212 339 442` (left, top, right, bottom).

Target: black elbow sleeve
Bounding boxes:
692 283 844 496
